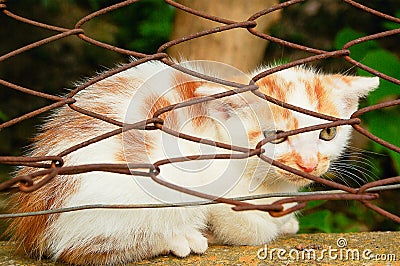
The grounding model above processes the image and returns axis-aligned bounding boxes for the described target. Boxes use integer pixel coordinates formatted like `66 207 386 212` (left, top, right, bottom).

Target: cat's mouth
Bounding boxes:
272 157 330 187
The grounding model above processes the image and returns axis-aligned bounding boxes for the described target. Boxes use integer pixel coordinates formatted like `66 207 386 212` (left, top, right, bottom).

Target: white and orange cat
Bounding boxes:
8 59 378 265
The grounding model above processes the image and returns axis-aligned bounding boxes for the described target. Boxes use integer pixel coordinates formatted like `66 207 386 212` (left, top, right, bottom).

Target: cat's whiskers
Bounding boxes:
332 160 378 179
328 165 367 187
346 146 385 163
323 170 350 187
325 147 379 188
333 153 376 167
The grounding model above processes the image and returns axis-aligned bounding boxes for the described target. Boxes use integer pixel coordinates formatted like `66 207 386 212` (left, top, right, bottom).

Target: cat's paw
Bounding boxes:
169 234 191 257
186 229 208 254
280 217 299 235
168 230 208 257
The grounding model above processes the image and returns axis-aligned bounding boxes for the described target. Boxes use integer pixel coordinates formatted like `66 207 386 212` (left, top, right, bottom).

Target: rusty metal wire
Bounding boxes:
0 0 399 224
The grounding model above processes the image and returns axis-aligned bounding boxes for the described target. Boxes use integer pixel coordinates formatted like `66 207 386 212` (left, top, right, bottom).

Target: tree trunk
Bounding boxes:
168 0 281 72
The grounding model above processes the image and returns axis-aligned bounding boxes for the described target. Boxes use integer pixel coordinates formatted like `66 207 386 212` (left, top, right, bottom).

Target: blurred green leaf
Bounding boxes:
383 11 400 30
0 111 8 121
299 209 332 233
366 108 400 173
334 28 379 61
332 213 359 232
302 199 325 208
111 0 174 53
357 49 400 105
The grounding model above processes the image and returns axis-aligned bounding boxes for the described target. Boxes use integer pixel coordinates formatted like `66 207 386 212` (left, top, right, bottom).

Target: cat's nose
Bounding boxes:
296 159 318 173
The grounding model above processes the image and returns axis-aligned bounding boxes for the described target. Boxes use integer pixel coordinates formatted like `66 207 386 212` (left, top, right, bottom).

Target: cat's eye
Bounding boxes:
263 130 287 144
319 127 337 141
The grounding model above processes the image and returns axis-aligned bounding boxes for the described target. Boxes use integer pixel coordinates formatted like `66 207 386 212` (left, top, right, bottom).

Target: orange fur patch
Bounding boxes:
278 151 299 167
89 103 114 118
145 96 171 120
281 108 291 120
316 78 339 116
144 95 179 130
174 73 204 101
317 152 329 165
9 104 107 258
96 76 131 94
191 115 208 128
114 149 127 163
282 117 299 131
301 77 339 117
314 78 326 112
174 72 208 128
122 130 153 162
248 130 261 141
257 76 285 102
8 172 78 258
304 79 316 103
269 105 291 123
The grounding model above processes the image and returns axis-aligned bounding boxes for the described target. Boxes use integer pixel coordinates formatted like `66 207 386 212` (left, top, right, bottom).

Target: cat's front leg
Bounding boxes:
279 214 299 235
207 204 280 245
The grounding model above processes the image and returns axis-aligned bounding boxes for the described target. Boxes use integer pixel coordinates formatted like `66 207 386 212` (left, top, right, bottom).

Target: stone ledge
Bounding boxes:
0 232 399 265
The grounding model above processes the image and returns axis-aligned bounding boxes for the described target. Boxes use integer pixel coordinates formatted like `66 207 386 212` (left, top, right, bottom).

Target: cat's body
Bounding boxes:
8 60 378 265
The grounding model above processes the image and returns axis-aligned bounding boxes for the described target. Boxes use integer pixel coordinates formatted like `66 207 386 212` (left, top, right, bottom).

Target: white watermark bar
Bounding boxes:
257 237 397 263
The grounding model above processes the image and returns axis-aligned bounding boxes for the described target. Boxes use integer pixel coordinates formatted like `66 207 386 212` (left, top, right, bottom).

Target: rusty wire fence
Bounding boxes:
0 0 399 224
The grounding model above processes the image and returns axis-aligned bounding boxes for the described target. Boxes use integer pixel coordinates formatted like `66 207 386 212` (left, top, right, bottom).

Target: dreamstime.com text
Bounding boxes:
257 237 397 263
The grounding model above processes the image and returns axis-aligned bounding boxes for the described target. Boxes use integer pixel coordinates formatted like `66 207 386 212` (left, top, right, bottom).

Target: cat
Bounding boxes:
7 59 379 265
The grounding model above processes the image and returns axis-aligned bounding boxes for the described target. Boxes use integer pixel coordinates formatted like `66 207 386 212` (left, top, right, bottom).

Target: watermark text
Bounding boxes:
257 237 396 263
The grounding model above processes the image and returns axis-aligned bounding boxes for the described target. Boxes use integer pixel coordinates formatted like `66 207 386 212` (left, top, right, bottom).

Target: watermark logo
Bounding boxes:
336 237 347 248
257 237 397 263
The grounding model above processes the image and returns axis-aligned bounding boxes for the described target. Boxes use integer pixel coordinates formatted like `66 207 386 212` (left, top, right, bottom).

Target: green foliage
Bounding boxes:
107 0 175 53
360 50 400 105
299 201 371 233
39 0 175 53
298 201 332 233
366 108 400 172
0 111 7 122
334 27 400 174
301 19 400 234
334 28 379 62
383 10 400 30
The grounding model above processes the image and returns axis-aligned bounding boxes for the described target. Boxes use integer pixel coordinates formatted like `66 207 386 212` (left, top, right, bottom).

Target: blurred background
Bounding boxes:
0 0 399 238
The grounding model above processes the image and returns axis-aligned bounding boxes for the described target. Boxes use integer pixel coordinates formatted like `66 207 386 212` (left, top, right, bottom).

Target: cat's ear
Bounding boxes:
331 75 379 111
194 84 256 120
341 75 379 98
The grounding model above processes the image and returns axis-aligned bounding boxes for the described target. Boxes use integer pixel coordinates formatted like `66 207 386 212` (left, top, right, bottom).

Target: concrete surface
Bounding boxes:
0 232 399 265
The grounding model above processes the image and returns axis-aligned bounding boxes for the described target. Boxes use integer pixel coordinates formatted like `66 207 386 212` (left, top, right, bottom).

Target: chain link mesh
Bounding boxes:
0 0 399 223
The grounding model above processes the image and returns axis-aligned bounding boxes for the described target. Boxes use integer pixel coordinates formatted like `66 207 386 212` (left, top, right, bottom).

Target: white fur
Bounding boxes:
16 60 379 264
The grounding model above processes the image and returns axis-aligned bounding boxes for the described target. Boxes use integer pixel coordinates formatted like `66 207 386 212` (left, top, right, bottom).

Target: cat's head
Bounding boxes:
196 66 379 187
